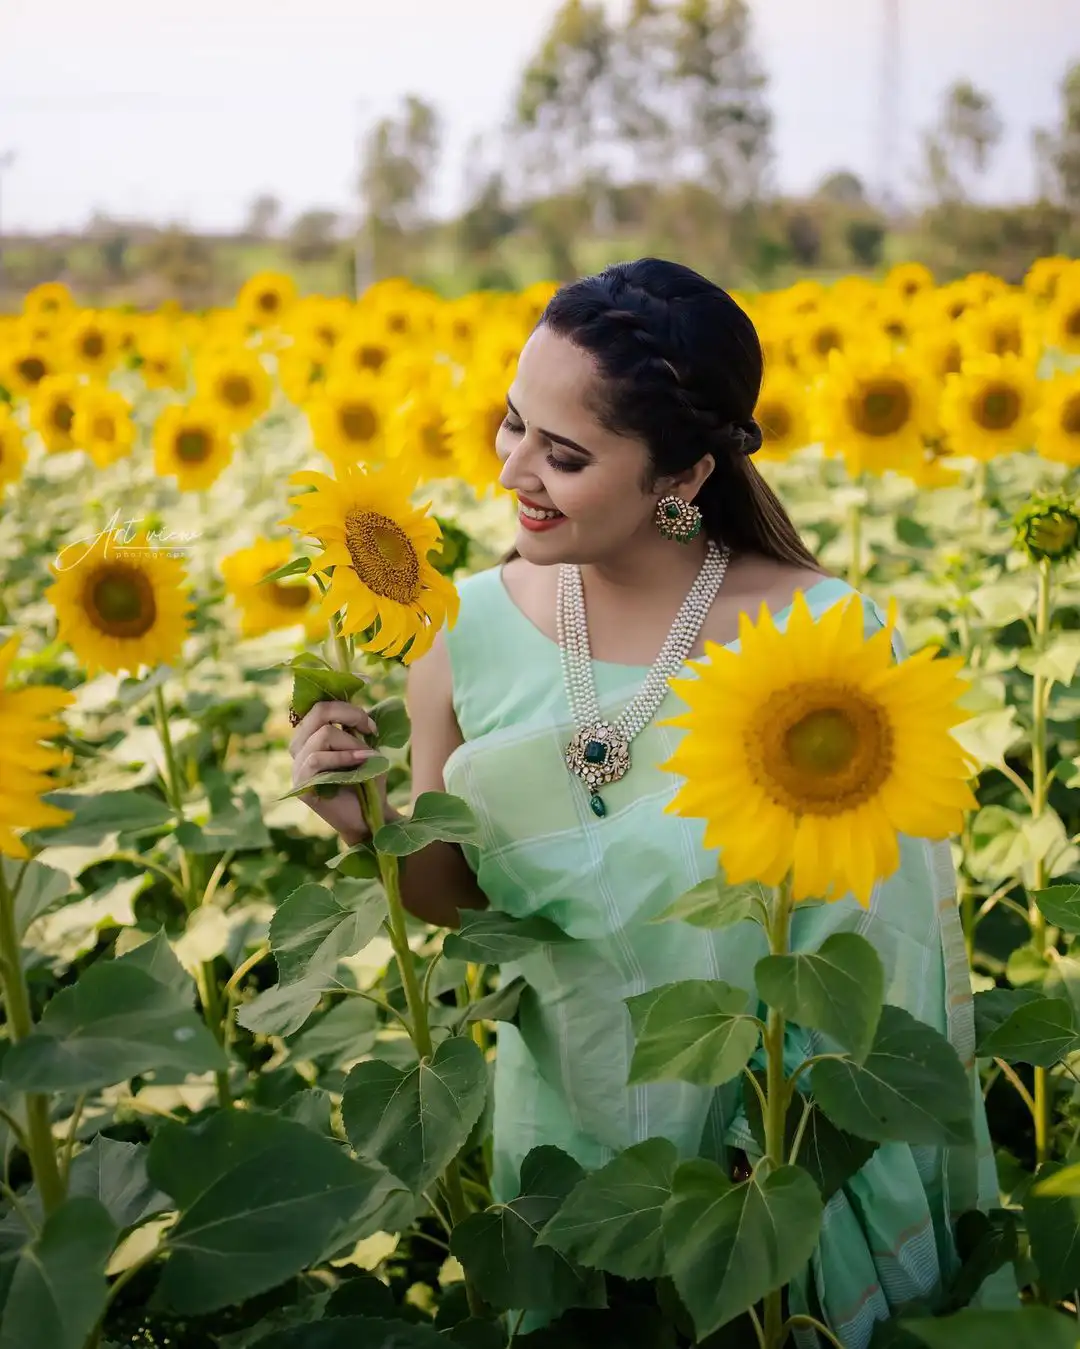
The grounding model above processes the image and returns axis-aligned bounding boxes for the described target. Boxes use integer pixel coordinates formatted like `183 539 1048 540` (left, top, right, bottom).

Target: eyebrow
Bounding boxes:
506 395 593 457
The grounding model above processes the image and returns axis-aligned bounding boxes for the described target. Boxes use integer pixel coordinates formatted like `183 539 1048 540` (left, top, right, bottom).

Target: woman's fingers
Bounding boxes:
288 700 376 757
294 746 375 783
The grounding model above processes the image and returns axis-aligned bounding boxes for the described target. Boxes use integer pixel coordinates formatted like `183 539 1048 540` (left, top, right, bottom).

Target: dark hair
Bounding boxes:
538 257 818 569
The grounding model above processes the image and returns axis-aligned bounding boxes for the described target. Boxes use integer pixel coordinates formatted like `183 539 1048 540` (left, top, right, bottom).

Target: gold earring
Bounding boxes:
655 495 703 543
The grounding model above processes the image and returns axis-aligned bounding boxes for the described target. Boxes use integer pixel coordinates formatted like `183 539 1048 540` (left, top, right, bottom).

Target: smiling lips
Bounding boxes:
517 494 566 532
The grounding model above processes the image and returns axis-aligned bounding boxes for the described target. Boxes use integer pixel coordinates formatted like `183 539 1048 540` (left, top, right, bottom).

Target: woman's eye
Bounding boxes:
546 454 584 473
503 416 524 434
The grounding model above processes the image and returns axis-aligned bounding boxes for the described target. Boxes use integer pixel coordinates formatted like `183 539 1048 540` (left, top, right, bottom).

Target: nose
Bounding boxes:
497 435 544 496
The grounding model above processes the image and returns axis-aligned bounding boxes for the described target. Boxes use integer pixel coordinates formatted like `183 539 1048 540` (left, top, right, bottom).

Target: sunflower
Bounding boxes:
1 328 56 397
282 461 459 664
73 385 136 469
307 373 390 467
0 632 75 858
0 405 28 493
195 348 272 432
753 366 812 460
327 321 396 381
22 281 76 325
236 271 298 330
812 348 936 475
1035 371 1080 467
662 591 975 905
153 402 235 491
939 354 1039 461
883 261 935 302
910 330 963 383
386 380 461 483
957 294 1040 363
1045 284 1080 357
1014 494 1080 565
29 374 82 454
219 536 324 639
790 308 862 373
278 335 329 407
444 367 512 495
1023 256 1077 303
134 322 189 391
62 310 120 379
46 530 193 677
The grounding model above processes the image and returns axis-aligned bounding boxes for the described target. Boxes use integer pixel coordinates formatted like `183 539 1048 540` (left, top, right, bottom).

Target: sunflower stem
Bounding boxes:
0 864 64 1215
762 871 795 1349
1029 556 1054 1163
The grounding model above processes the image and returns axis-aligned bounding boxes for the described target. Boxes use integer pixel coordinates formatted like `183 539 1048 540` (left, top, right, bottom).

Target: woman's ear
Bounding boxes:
656 453 716 501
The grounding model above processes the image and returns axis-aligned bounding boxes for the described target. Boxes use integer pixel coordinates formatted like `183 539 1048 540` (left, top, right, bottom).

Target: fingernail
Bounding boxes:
352 749 366 759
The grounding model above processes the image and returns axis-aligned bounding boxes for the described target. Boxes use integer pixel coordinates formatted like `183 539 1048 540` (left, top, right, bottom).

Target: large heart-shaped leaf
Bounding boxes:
537 1137 677 1280
812 1005 973 1145
450 1146 604 1315
648 877 762 930
68 1136 171 1231
755 933 884 1063
903 1308 1080 1349
290 668 368 721
3 857 75 937
0 1197 117 1349
662 1159 823 1340
148 1110 393 1313
342 1036 488 1192
1023 1160 1080 1298
626 980 759 1088
442 910 573 964
176 784 271 854
270 881 385 985
27 790 174 846
370 697 411 749
1035 884 1080 934
236 975 329 1039
373 792 481 856
287 997 379 1065
975 992 1077 1066
462 974 528 1027
280 755 391 802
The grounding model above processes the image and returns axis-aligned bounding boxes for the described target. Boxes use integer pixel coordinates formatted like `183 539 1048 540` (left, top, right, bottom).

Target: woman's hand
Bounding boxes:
289 699 386 847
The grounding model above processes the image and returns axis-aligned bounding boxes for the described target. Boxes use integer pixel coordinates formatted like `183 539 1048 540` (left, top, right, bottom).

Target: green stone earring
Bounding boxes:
655 494 703 543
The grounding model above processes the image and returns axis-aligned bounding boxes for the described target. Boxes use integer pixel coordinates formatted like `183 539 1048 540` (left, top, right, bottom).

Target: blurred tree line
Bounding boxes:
3 0 1079 306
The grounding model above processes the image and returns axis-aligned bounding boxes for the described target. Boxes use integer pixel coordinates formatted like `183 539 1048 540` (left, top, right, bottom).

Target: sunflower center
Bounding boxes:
269 581 311 610
975 382 1021 430
52 401 74 433
1061 393 1080 436
339 401 379 442
18 356 47 385
851 380 912 436
84 563 157 638
220 375 254 408
257 291 280 313
1065 307 1080 338
1025 511 1079 559
92 414 117 442
759 402 792 440
884 320 907 340
991 325 1021 356
356 344 388 373
344 509 421 604
421 421 452 459
940 342 962 376
177 429 212 462
748 683 894 816
81 331 105 359
387 313 408 334
814 326 842 356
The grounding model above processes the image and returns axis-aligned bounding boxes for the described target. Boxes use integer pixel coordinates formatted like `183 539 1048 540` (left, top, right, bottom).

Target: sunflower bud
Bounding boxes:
1013 494 1080 564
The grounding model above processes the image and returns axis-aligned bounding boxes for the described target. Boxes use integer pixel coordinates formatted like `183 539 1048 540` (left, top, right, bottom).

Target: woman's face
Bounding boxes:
496 325 669 565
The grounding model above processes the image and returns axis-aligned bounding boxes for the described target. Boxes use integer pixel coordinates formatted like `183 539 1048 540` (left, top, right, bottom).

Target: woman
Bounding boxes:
290 260 1006 1344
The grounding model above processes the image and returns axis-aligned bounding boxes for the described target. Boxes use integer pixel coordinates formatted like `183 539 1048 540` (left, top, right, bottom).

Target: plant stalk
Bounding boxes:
762 872 795 1349
1030 557 1052 1164
0 865 64 1213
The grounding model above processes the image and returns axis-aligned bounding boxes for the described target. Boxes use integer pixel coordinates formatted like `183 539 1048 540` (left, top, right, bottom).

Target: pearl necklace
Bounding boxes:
556 539 731 817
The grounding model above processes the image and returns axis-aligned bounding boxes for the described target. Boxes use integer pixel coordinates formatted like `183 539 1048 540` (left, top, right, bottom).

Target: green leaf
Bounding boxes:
812 1004 974 1145
290 668 368 721
755 933 884 1063
742 1073 877 1200
236 975 328 1038
252 1321 447 1348
1019 632 1080 687
327 841 381 880
536 1137 677 1280
1035 884 1080 934
950 707 1025 768
462 974 528 1026
442 909 573 964
370 697 411 749
68 1136 170 1230
279 755 390 802
115 664 174 707
287 997 379 1065
27 790 174 846
2 955 227 1093
649 877 761 930
626 980 759 1088
121 928 193 997
974 993 1077 1066
2 856 75 937
342 1036 488 1192
176 784 271 854
943 1208 1019 1314
969 579 1037 627
270 881 385 986
662 1159 823 1340
259 555 312 585
148 1110 392 1314
280 1088 335 1138
895 516 934 548
1006 943 1050 987
902 1309 1079 1349
450 1146 605 1315
0 1197 117 1349
373 791 481 857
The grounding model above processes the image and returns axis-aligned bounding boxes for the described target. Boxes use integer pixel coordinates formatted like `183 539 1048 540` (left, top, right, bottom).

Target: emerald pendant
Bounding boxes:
589 793 607 818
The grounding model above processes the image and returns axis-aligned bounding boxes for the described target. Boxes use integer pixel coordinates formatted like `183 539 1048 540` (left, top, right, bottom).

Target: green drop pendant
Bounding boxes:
589 793 607 818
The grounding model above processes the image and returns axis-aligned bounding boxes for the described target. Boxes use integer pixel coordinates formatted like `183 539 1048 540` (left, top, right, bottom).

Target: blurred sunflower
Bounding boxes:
957 294 1040 363
220 537 323 639
278 335 329 407
867 295 914 346
1044 284 1080 357
2 328 56 397
790 308 861 373
0 632 75 858
1014 494 1080 566
46 530 193 677
153 402 235 491
444 370 512 495
363 280 436 345
386 381 461 482
437 294 491 362
135 322 189 391
1023 256 1076 303
237 271 298 330
517 280 559 329
74 385 136 469
22 281 76 325
63 310 119 379
939 354 1039 461
0 405 28 493
29 374 82 454
910 330 963 383
883 262 935 303
328 321 396 381
195 348 272 432
813 349 936 475
282 461 459 664
1035 371 1080 467
754 367 812 460
662 591 975 905
307 373 389 467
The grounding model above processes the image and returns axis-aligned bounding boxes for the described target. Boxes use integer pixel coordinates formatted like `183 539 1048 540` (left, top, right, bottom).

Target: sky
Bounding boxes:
0 0 1074 234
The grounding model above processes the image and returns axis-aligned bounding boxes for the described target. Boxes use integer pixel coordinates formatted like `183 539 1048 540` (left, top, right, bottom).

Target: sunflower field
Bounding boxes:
1 256 1080 1349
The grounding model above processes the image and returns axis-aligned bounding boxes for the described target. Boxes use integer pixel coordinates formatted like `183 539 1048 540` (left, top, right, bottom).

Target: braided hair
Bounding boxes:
540 258 818 569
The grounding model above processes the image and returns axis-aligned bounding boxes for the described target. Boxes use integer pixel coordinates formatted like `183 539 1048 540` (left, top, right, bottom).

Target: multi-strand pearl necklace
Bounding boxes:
556 539 731 817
